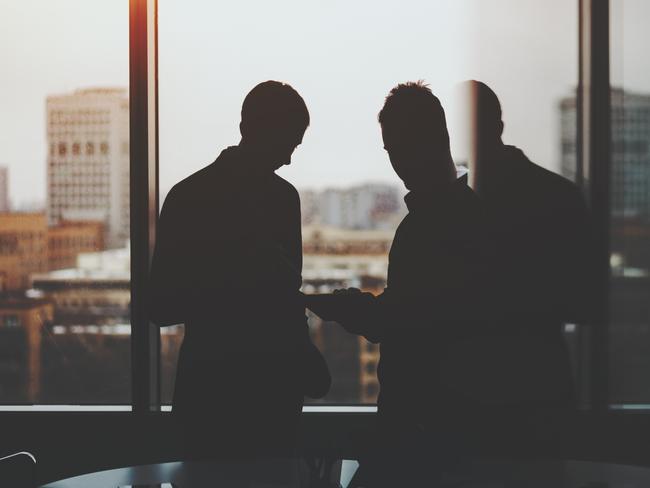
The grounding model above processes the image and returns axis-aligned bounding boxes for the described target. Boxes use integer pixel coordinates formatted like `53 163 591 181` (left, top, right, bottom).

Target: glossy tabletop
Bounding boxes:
41 458 359 488
40 458 650 488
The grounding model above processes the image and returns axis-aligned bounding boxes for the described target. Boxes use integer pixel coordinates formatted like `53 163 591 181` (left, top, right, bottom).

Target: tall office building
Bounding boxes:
561 88 650 271
560 89 650 220
0 166 9 212
46 88 129 248
561 89 650 404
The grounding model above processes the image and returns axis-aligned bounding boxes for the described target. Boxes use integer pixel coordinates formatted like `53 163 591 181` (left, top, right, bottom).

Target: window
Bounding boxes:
0 0 639 414
0 0 130 405
158 0 577 405
608 0 650 407
4 315 19 328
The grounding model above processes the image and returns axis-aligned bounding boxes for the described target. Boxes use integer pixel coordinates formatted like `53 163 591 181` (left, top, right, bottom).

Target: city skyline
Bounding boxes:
2 0 649 207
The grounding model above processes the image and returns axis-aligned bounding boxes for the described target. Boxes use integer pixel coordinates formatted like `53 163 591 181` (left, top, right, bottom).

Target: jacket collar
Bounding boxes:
404 174 469 212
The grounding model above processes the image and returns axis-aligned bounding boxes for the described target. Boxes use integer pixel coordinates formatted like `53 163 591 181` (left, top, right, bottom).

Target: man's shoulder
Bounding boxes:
270 174 301 206
507 149 588 222
163 161 220 204
271 173 299 195
176 162 219 192
513 148 582 201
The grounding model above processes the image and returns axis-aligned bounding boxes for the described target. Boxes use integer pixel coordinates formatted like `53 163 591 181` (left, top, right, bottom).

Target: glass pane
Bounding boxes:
0 1 130 405
158 0 577 405
609 0 650 407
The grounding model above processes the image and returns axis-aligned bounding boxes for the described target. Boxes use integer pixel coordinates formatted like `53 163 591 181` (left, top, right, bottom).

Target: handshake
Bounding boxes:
300 288 382 342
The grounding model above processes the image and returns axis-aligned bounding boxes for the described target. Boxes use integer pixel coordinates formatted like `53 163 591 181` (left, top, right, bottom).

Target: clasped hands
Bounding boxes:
302 287 378 339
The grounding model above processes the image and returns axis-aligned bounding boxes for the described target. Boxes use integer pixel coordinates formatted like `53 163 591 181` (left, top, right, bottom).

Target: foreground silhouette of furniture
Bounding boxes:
38 457 650 487
0 451 36 488
40 458 357 488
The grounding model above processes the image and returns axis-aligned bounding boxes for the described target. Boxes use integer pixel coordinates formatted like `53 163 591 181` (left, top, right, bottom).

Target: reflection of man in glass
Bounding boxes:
458 79 594 408
149 81 330 457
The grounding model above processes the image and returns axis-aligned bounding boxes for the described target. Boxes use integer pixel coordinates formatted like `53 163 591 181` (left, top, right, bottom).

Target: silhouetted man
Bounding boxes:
149 81 330 457
307 82 493 485
458 80 595 408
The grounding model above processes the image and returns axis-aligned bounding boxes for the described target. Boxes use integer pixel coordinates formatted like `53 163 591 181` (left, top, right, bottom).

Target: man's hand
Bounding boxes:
303 288 381 340
332 287 363 296
330 288 381 340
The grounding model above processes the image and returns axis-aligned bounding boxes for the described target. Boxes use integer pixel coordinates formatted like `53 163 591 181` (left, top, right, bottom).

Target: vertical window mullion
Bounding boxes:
579 0 611 411
129 0 160 413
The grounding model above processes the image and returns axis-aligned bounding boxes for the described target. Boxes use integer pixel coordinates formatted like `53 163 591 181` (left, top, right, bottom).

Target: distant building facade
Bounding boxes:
302 224 391 403
561 89 650 406
0 213 48 291
48 220 104 271
46 88 129 248
31 248 131 403
0 166 9 212
32 248 131 327
560 89 650 220
0 212 105 291
300 184 405 230
28 247 182 404
0 294 54 402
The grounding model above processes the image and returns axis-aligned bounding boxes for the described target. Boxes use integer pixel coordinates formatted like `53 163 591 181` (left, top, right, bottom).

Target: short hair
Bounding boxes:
378 81 449 144
241 81 310 136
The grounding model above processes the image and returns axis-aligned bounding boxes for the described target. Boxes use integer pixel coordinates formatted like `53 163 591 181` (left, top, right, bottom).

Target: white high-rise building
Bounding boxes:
46 88 129 248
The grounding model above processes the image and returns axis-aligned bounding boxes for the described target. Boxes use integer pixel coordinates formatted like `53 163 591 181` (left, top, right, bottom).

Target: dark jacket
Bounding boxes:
473 145 595 408
149 146 329 424
351 149 592 421
373 175 493 420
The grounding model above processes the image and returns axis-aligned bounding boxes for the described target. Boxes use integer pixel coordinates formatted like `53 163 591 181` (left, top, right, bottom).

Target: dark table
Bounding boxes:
40 458 359 488
40 457 650 487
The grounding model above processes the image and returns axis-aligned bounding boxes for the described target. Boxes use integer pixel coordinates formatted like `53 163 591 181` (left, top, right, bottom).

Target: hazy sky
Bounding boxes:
1 0 649 207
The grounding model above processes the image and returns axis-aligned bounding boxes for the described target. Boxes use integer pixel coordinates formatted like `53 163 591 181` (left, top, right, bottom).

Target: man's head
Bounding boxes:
458 80 504 153
239 80 310 170
378 81 456 191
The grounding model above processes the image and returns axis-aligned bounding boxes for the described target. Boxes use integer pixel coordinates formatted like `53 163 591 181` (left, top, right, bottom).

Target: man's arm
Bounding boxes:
306 278 515 343
149 187 188 326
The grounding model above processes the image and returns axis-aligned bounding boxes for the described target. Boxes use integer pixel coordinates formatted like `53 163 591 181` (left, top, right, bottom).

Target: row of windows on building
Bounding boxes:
50 204 108 213
50 142 112 157
48 109 111 124
562 140 649 155
49 156 112 165
49 161 112 171
1 248 47 258
49 142 129 158
54 297 130 309
50 179 109 187
0 233 46 255
49 188 111 197
49 237 99 251
1 315 20 328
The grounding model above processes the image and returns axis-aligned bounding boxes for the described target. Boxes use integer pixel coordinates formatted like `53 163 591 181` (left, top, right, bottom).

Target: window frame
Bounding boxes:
0 0 614 414
136 0 615 413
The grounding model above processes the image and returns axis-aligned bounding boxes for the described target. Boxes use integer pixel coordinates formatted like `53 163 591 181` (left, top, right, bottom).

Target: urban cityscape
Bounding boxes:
1 85 649 405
